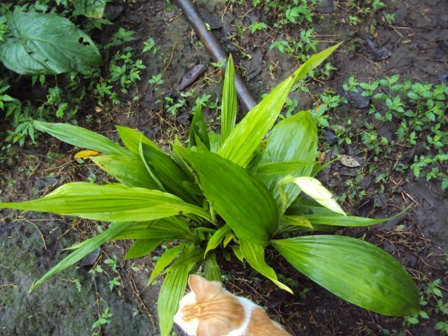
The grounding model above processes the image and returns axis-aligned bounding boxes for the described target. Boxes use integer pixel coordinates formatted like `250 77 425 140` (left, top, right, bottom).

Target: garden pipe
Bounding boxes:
176 0 257 112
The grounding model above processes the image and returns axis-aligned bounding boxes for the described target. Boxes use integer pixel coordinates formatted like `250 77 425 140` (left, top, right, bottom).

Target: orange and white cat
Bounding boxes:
174 274 291 336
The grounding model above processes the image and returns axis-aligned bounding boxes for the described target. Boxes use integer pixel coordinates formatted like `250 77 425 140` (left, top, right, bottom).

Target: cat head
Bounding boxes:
174 274 246 336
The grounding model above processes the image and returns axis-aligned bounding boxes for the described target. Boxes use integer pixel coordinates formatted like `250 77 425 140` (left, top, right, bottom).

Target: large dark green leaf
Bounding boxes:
0 182 210 222
140 142 199 205
30 221 134 291
0 12 102 75
92 155 160 189
34 121 131 157
256 111 317 210
272 235 419 316
177 147 279 245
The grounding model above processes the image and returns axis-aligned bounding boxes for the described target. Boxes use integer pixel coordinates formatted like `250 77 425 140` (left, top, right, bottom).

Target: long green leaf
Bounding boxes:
255 160 318 174
240 239 292 294
0 182 210 222
34 121 131 156
148 243 186 285
217 44 340 168
30 221 133 291
272 235 419 316
302 214 398 227
217 72 295 167
116 125 162 156
291 42 342 82
124 239 162 259
256 111 318 210
91 155 160 189
177 147 278 245
158 264 192 336
287 204 409 227
112 217 196 241
221 55 237 142
167 246 204 272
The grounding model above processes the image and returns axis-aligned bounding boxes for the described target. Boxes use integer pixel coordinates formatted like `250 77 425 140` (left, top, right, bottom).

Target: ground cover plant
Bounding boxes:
0 44 421 335
0 0 103 146
301 75 448 214
0 0 149 148
1 0 447 335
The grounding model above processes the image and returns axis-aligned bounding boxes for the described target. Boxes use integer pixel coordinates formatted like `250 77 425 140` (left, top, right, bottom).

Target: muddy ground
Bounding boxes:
1 0 447 335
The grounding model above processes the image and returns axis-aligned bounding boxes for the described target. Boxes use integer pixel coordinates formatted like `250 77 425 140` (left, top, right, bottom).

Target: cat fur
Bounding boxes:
174 274 291 336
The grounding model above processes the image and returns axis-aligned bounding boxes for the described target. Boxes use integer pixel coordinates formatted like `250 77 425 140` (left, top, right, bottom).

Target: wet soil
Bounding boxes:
1 0 447 335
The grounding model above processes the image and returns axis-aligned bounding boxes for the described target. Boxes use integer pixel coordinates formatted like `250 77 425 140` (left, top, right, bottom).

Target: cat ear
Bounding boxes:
196 318 232 336
188 275 222 300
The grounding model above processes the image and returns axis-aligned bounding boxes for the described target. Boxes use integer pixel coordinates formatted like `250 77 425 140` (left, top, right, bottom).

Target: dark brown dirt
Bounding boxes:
1 0 447 335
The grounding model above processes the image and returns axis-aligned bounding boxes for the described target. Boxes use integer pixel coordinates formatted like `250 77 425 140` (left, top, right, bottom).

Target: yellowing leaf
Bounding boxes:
281 176 346 216
74 150 100 159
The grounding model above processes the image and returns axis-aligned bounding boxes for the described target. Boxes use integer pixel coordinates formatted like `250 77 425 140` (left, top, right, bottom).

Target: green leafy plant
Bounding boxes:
0 2 104 147
249 21 268 34
0 11 102 75
92 306 113 332
0 44 419 336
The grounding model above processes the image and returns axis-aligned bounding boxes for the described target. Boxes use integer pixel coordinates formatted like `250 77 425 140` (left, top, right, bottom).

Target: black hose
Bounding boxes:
176 0 257 112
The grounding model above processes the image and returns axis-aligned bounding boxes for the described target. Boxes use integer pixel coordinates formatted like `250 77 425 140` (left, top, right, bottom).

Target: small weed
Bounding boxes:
165 96 187 116
92 306 113 331
104 256 119 273
248 21 267 34
108 276 122 292
89 265 104 274
316 75 448 193
402 276 448 333
143 37 161 55
148 73 165 89
348 15 361 25
211 58 227 69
